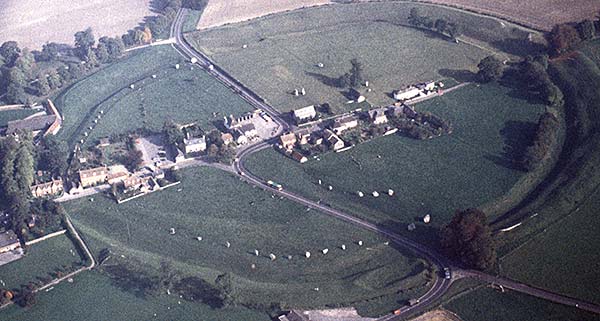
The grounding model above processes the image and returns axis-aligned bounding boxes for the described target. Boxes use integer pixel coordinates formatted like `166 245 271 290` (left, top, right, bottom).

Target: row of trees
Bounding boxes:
522 112 560 171
408 8 462 40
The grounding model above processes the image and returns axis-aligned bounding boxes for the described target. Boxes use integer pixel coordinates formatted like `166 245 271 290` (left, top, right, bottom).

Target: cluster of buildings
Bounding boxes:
393 81 440 101
223 110 263 145
0 100 62 139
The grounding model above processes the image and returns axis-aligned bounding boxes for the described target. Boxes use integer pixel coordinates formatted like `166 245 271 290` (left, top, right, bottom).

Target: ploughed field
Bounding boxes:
185 1 541 113
54 46 253 149
64 166 430 315
245 83 546 246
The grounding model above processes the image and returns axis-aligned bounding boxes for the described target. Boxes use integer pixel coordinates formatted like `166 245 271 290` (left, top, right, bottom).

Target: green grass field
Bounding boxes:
54 46 252 148
0 108 38 127
64 166 429 315
245 82 545 245
445 287 600 321
2 271 270 321
185 1 541 112
0 234 84 290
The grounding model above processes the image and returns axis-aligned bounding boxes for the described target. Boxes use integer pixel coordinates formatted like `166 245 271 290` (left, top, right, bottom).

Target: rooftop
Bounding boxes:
0 230 19 248
6 115 57 134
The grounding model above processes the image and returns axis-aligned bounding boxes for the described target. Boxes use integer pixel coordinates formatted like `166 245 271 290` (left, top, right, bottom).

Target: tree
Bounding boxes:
434 19 448 35
38 42 61 61
440 208 496 270
0 41 21 67
14 49 35 77
215 273 234 307
83 47 99 68
100 37 125 61
5 83 27 104
408 7 423 27
67 62 84 80
447 22 462 40
94 42 110 64
142 26 153 44
46 69 63 90
337 72 351 88
34 74 50 96
147 15 170 38
7 67 27 88
183 0 207 10
207 144 219 158
57 64 72 83
349 58 364 87
477 55 504 82
522 112 560 171
577 19 596 40
17 289 36 308
38 136 68 176
163 120 183 147
74 28 95 59
548 24 581 55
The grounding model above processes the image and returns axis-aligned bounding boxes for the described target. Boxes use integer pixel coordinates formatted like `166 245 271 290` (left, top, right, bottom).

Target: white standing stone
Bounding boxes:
254 249 259 256
357 191 364 197
388 189 394 196
372 191 379 197
322 248 329 254
341 244 346 250
269 253 276 261
305 251 311 258
358 241 363 246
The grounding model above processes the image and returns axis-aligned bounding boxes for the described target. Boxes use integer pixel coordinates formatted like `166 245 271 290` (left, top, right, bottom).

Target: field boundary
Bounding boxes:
24 230 67 246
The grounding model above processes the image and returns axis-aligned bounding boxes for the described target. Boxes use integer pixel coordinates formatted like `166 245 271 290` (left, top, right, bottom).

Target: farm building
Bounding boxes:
97 137 111 147
0 230 20 254
6 115 57 136
30 179 64 198
280 132 297 150
368 108 388 125
233 129 249 145
107 171 129 185
332 115 359 134
278 311 308 321
324 129 345 151
293 105 317 123
393 81 436 101
239 123 258 138
223 110 260 130
79 166 109 188
295 128 311 145
184 135 206 154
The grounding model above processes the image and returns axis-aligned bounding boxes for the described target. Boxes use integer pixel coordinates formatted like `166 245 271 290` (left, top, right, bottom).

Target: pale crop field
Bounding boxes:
0 0 152 49
197 0 331 30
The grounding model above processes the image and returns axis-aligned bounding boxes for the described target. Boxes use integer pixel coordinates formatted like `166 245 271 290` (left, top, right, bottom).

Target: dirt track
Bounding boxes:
0 0 152 49
421 0 600 31
196 0 331 30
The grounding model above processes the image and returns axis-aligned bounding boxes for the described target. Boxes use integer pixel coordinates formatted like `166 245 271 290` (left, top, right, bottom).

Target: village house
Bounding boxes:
79 166 109 188
0 230 20 254
368 108 388 125
239 123 258 138
107 171 129 185
233 129 248 145
295 128 311 145
292 105 317 124
324 129 345 151
332 115 359 134
123 175 146 190
290 150 308 163
184 135 206 154
221 132 234 146
30 179 64 198
223 110 260 130
97 137 110 147
279 132 297 150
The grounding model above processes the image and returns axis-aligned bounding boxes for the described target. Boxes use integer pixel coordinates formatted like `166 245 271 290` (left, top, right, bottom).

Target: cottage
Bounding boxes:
221 133 234 146
332 115 358 134
97 137 110 147
368 108 388 125
292 105 317 123
0 230 20 254
184 136 206 154
295 128 311 145
324 129 345 151
123 175 147 190
279 133 297 150
290 150 308 163
79 166 108 188
30 179 64 198
107 171 129 185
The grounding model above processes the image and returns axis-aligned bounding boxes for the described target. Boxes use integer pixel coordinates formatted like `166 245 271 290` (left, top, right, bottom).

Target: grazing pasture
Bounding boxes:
186 1 542 113
0 234 84 290
244 83 546 245
54 46 252 148
0 0 151 49
64 166 429 314
2 271 270 321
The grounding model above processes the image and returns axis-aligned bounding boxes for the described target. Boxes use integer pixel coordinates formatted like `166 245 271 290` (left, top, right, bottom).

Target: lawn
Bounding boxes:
444 287 600 321
64 166 430 315
54 45 253 148
244 82 546 246
185 1 542 113
0 108 38 127
0 234 84 290
1 271 270 321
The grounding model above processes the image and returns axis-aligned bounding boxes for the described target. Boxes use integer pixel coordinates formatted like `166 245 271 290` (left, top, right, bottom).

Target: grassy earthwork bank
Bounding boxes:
444 286 600 321
185 1 544 113
54 45 253 149
0 234 85 290
496 39 600 305
1 271 270 321
64 166 430 316
245 82 546 246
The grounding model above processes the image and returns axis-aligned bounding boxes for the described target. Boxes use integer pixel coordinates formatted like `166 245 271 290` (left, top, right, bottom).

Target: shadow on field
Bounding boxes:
486 120 536 171
376 220 440 250
491 38 547 57
305 71 342 88
438 68 478 83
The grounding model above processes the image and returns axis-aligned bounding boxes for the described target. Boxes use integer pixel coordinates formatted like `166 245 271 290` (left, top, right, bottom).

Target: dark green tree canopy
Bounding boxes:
477 55 504 82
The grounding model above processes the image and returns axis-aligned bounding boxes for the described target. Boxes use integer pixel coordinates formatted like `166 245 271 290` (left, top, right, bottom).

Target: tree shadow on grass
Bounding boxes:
438 68 478 83
375 219 441 253
491 38 547 57
305 71 341 88
485 120 536 171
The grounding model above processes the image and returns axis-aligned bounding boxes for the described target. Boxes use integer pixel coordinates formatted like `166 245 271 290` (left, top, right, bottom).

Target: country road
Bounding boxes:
168 8 600 319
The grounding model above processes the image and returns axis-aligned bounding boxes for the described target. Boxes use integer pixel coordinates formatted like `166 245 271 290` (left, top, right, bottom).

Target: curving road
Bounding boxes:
170 8 600 319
